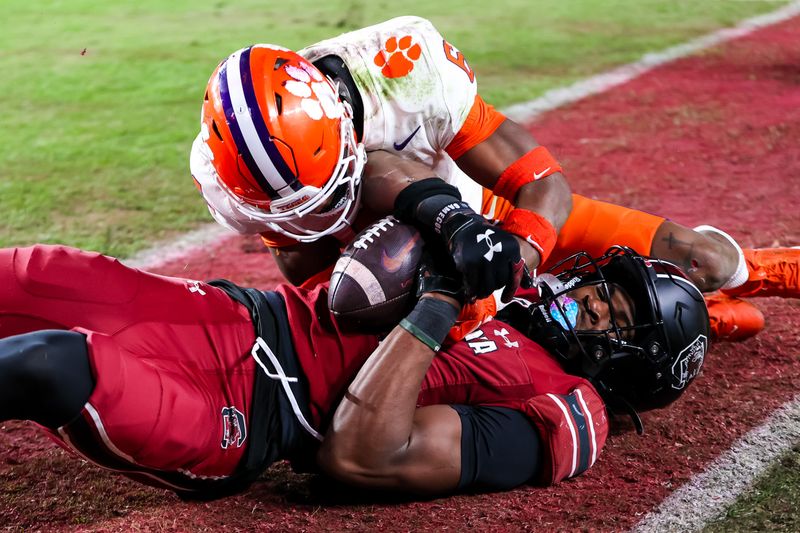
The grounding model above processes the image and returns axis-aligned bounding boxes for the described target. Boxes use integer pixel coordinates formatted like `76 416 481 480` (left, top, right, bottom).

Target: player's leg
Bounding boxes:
0 330 94 429
0 245 254 364
0 245 144 338
47 326 258 495
722 247 800 298
550 196 766 341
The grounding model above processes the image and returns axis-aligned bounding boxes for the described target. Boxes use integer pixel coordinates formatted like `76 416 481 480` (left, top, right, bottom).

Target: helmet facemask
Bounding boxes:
203 45 367 243
500 246 710 430
262 115 366 242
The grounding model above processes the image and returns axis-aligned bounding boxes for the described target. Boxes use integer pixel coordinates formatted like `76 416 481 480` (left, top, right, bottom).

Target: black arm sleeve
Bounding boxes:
452 405 542 492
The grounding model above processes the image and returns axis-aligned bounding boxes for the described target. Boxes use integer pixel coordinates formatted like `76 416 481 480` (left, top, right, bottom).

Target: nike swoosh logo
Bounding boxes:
533 167 552 180
393 125 421 151
381 233 422 272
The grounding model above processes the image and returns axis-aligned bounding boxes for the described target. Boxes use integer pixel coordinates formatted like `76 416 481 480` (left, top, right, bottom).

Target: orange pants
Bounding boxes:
482 191 664 267
546 194 664 268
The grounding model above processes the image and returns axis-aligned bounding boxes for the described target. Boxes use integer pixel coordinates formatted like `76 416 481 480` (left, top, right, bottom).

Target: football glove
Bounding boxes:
394 178 528 301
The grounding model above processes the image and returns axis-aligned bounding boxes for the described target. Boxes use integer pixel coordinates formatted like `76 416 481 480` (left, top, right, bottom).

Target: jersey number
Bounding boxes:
464 329 497 354
443 40 475 83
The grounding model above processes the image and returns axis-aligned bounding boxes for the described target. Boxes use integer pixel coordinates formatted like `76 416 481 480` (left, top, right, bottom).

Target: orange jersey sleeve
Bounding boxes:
445 95 506 161
481 193 664 269
259 231 300 249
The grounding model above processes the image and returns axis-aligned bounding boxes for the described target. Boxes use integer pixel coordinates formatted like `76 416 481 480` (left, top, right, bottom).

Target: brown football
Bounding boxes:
328 217 423 333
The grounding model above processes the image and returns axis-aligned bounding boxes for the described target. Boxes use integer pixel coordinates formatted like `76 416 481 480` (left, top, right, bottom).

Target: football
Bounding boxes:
329 216 423 333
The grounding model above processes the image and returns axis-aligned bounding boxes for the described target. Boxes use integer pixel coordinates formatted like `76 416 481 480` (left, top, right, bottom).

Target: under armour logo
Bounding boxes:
494 327 519 348
477 229 503 261
187 281 206 296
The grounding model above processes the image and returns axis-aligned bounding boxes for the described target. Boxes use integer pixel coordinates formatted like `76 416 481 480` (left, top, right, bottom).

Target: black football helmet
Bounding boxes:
498 246 710 424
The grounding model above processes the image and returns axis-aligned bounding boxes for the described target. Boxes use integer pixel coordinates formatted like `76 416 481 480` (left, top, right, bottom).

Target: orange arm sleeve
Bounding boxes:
445 95 507 161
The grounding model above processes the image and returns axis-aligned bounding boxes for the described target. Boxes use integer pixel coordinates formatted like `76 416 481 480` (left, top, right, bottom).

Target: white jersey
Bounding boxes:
300 16 483 209
191 16 485 239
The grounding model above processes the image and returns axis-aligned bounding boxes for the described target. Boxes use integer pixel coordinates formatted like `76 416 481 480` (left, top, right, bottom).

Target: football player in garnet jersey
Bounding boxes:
0 242 707 498
190 17 798 342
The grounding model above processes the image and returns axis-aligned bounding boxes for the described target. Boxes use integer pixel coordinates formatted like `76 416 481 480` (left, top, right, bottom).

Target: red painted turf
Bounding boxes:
1 16 799 532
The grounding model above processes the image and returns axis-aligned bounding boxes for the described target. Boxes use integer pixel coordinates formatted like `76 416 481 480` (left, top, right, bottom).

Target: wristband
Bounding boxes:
494 146 562 201
399 297 460 352
501 208 558 265
393 178 462 223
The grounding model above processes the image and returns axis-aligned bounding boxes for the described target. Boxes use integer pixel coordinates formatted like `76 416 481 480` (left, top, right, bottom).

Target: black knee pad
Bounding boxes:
0 330 94 428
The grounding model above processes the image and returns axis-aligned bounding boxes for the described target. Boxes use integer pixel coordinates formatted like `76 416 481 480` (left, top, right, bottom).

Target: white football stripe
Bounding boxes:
632 394 800 532
575 388 598 467
342 258 386 306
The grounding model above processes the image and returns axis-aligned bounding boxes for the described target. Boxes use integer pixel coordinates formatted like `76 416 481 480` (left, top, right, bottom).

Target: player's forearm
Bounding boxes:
511 176 572 269
515 175 572 232
361 150 436 215
323 327 434 471
320 295 459 477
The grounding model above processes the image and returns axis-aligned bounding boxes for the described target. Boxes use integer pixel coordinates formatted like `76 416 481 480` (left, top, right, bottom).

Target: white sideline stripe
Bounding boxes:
122 2 800 271
632 394 800 533
503 0 800 123
123 223 232 269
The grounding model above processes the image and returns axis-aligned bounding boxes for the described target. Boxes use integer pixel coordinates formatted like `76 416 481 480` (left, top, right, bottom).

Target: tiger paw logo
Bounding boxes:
283 62 342 121
374 35 422 78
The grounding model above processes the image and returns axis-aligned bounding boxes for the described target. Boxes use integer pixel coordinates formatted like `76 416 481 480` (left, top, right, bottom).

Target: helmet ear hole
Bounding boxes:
274 57 289 70
275 93 283 115
211 120 224 142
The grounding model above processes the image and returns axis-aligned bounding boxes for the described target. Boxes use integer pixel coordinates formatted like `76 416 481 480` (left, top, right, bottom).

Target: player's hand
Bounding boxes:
415 250 465 307
392 178 528 302
441 212 525 302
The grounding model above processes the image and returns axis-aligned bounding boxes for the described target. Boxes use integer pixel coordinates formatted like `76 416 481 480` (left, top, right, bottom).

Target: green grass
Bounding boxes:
704 445 800 532
0 0 790 256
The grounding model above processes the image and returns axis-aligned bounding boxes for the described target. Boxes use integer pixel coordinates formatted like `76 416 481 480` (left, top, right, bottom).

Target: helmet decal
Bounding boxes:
671 334 707 390
283 62 344 121
218 47 300 199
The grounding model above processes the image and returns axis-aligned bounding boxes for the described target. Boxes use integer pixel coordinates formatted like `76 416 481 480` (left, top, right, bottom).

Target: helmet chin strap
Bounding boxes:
598 385 645 435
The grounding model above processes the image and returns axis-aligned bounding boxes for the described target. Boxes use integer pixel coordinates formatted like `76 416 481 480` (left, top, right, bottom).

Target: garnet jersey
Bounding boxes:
2 245 605 493
279 281 607 484
190 16 491 244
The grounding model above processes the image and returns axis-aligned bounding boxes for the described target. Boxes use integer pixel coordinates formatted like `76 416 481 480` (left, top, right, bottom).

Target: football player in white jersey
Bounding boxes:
190 16 798 340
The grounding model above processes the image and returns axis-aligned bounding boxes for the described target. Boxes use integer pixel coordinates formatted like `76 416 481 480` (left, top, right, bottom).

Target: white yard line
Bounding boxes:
503 0 800 123
123 223 232 269
632 395 800 533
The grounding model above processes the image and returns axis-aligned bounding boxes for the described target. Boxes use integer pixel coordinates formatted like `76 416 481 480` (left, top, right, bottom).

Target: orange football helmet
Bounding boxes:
200 44 366 242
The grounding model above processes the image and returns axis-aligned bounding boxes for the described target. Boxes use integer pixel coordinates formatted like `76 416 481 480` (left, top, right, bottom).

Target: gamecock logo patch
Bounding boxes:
671 334 707 390
220 406 247 449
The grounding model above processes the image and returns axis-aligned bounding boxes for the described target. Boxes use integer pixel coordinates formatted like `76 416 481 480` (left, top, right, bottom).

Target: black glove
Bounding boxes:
415 249 465 304
395 179 527 302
